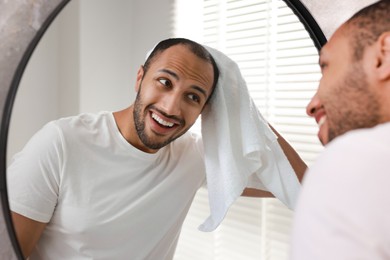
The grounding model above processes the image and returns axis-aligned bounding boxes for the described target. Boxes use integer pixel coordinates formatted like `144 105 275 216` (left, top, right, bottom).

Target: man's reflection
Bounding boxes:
7 38 305 259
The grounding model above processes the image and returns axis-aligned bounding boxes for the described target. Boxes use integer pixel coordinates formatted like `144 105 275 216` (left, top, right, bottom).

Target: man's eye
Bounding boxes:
159 79 171 87
319 62 328 70
188 93 200 103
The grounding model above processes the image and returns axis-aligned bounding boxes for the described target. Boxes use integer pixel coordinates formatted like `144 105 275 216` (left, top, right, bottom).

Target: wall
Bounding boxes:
78 0 134 113
7 12 61 163
7 0 173 163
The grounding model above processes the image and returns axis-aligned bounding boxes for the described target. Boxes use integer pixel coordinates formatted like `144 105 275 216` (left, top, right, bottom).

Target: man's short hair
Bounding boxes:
143 38 219 105
346 0 390 61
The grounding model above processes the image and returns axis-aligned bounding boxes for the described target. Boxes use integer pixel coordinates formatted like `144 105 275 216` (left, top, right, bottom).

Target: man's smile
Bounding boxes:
318 115 326 128
147 109 183 136
151 112 175 128
316 114 329 145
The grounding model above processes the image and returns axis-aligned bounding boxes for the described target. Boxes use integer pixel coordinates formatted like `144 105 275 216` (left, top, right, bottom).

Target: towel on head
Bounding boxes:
199 46 301 232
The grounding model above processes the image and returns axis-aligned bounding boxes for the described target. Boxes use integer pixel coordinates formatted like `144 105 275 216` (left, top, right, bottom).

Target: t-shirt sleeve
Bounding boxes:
7 121 64 223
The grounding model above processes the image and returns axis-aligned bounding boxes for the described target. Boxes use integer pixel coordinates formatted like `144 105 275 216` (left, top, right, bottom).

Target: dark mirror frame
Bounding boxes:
0 0 325 258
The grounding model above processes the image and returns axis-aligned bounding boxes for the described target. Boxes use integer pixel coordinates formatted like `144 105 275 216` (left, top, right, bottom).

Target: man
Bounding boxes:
8 38 305 259
291 1 390 259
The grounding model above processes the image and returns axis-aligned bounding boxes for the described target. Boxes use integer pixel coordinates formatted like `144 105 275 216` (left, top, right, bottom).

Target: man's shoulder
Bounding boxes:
56 111 111 125
169 131 203 155
307 122 390 184
327 122 390 153
173 130 202 145
53 111 112 132
46 112 114 147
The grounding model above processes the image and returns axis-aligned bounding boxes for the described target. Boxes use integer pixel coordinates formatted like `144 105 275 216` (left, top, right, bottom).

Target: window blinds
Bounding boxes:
173 0 323 259
201 0 322 165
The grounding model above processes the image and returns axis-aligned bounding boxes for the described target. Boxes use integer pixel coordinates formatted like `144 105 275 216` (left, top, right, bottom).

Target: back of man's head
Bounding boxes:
346 0 390 61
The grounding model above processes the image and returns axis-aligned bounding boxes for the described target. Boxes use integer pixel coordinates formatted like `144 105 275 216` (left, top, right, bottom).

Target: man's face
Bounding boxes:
306 26 382 145
132 45 214 152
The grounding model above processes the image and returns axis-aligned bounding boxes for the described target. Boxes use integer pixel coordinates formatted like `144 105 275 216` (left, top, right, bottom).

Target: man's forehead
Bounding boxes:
158 45 192 59
152 46 213 76
320 25 349 59
151 45 214 88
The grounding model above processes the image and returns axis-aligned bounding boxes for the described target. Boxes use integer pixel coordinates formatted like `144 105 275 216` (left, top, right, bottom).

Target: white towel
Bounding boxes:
199 46 301 232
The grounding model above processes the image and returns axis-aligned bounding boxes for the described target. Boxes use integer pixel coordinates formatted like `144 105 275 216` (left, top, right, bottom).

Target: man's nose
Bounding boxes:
306 92 321 117
161 92 182 116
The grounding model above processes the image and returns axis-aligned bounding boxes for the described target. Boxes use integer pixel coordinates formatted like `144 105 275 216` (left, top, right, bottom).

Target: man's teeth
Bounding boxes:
318 116 326 127
152 113 174 127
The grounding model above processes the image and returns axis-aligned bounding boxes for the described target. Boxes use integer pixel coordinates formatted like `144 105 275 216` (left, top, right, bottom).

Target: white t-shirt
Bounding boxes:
291 122 390 259
7 111 206 260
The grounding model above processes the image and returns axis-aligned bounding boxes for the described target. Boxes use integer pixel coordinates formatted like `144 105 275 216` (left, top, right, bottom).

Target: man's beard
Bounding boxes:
133 88 190 150
327 63 381 143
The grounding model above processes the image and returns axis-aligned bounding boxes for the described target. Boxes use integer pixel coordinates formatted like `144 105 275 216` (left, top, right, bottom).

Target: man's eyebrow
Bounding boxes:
159 69 208 99
319 48 327 64
159 69 179 80
191 85 208 99
318 50 323 64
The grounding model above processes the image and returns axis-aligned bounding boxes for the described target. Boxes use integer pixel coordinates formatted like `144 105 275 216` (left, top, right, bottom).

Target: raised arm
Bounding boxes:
269 124 307 183
242 124 307 197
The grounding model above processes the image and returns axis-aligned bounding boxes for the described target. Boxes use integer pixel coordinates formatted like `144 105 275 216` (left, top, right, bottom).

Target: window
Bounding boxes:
173 0 323 259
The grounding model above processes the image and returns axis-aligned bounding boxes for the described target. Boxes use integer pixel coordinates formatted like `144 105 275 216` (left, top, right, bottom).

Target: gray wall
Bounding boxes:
7 0 173 163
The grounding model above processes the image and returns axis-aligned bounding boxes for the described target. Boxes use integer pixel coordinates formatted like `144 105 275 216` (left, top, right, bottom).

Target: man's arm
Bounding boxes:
242 124 307 197
11 212 47 258
269 124 307 183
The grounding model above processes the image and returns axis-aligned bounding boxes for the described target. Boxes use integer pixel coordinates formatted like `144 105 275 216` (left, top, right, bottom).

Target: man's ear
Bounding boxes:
135 65 145 92
377 32 390 81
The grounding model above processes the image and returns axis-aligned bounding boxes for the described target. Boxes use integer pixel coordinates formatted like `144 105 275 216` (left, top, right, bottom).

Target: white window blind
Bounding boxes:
173 0 323 259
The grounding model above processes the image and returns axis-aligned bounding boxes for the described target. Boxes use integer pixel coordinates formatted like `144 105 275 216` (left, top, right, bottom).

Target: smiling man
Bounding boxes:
291 1 390 259
116 43 215 153
7 38 305 259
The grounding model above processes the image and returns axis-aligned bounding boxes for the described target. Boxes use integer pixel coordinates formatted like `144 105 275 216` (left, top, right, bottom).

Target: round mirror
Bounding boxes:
1 0 326 258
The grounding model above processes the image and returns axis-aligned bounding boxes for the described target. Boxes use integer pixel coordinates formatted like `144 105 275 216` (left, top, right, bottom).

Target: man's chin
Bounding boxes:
319 137 329 146
317 125 329 146
140 136 171 150
141 127 189 150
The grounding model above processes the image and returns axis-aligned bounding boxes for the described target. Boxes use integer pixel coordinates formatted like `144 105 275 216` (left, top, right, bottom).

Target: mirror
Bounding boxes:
1 0 326 259
1 2 71 258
